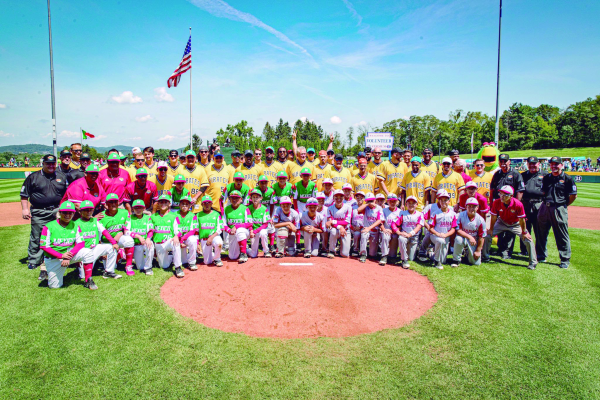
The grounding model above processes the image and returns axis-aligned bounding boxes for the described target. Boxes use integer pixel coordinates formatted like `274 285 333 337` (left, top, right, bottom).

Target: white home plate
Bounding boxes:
279 263 313 266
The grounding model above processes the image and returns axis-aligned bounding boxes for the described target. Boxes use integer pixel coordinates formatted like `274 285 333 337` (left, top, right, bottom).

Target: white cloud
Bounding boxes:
188 0 317 66
342 0 363 26
402 115 409 120
300 116 307 122
353 121 367 127
330 116 342 124
154 87 174 102
41 132 52 138
124 136 142 141
135 115 153 123
158 135 176 142
0 130 14 137
59 130 80 138
0 104 7 109
110 91 143 104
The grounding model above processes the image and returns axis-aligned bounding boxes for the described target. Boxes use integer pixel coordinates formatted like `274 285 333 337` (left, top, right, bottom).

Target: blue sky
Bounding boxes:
1 0 599 149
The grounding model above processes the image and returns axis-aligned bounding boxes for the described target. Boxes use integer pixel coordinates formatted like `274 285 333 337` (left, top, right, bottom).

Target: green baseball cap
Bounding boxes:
58 201 76 212
201 195 213 203
229 190 242 198
86 164 100 173
307 148 315 153
157 194 171 202
105 193 119 202
179 195 192 203
80 200 95 210
136 167 148 176
132 199 146 208
300 167 311 175
258 175 269 182
119 152 127 160
411 156 423 163
185 150 196 157
173 174 186 183
233 171 245 180
276 171 288 178
250 188 262 197
107 153 120 162
265 146 274 152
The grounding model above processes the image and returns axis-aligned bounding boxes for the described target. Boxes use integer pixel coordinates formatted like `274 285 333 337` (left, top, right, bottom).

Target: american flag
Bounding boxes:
167 36 191 88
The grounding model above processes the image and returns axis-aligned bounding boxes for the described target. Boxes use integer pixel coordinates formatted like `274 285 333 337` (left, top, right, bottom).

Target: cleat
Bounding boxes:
190 264 198 271
239 253 248 263
327 252 335 259
559 262 569 269
214 259 223 267
402 262 410 269
451 263 459 268
435 263 444 270
38 270 48 281
265 252 272 258
84 277 98 290
144 269 154 276
538 259 547 263
304 252 311 258
125 266 135 276
379 256 387 266
28 264 38 270
275 252 284 258
103 271 122 279
359 255 367 263
174 266 185 278
527 263 537 270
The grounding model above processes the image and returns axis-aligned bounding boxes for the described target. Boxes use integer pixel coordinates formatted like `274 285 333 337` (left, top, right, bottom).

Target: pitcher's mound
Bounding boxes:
161 256 437 339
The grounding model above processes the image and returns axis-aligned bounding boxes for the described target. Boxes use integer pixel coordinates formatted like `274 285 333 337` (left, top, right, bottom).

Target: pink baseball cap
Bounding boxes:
316 192 326 199
333 189 344 197
499 185 514 195
465 197 479 206
279 196 292 204
465 181 477 189
406 195 418 203
342 183 353 190
365 192 375 201
436 189 450 198
322 178 333 185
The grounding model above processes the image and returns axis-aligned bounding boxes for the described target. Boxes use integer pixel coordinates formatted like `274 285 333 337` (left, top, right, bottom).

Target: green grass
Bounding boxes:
573 183 600 208
503 147 600 160
0 179 23 203
1 225 600 399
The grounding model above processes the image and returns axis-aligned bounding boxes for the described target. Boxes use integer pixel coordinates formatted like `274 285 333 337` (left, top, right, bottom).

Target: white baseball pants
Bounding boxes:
249 230 269 258
200 236 224 265
134 243 155 271
453 235 482 266
328 226 351 257
155 239 182 269
303 231 321 256
46 248 95 289
105 236 135 273
228 228 249 260
180 235 199 265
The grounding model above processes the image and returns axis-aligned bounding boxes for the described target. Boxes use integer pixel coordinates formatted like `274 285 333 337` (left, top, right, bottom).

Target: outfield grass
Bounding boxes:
574 183 600 208
503 147 600 160
0 179 23 203
1 225 599 399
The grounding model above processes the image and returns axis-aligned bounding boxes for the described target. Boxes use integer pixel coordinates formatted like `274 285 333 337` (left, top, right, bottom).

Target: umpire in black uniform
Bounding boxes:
519 156 548 256
20 154 69 280
490 153 525 258
538 156 577 268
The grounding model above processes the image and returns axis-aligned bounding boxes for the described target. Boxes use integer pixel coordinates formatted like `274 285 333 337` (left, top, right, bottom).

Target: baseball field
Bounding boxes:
1 180 599 398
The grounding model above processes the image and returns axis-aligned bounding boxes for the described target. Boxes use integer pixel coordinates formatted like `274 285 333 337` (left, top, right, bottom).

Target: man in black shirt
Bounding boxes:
20 154 69 279
520 156 548 257
58 149 73 175
538 156 577 268
67 152 90 184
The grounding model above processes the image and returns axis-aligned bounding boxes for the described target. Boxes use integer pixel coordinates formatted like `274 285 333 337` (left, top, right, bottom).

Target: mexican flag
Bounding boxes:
82 129 95 139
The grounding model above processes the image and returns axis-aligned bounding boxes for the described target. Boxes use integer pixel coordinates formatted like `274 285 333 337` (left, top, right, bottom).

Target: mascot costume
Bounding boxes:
476 142 500 174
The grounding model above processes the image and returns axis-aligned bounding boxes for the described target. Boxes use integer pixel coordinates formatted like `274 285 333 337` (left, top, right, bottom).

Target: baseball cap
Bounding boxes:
300 167 312 175
465 197 479 206
375 193 385 199
173 174 186 183
357 151 366 158
80 152 91 160
265 146 274 152
391 147 402 154
449 149 459 156
465 181 478 189
179 195 192 203
42 154 57 163
333 189 344 197
119 152 127 160
60 149 72 157
411 156 423 163
354 191 366 198
527 156 539 163
276 171 288 179
258 175 269 182
327 149 335 155
201 195 213 203
169 150 179 157
157 194 171 202
334 154 343 160
132 147 142 154
287 149 294 154
307 148 315 154
199 145 208 151
58 201 76 212
233 171 245 180
499 154 510 161
105 193 119 202
107 153 120 162
342 183 353 190
229 190 242 198
132 199 146 208
422 148 433 154
86 164 100 173
244 150 253 157
250 188 262 197
136 167 148 176
550 156 562 164
364 147 372 153
306 197 318 206
231 150 242 157
213 152 223 158
316 192 326 199
441 157 453 164
279 196 292 204
322 178 333 185
387 193 398 200
406 195 418 203
436 189 450 198
80 200 95 210
358 157 368 165
185 150 196 157
157 161 168 169
499 185 514 195
365 192 375 201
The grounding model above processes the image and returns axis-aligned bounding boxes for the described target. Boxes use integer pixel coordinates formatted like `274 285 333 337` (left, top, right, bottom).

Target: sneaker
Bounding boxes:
28 263 38 270
559 262 569 269
379 256 387 266
84 277 98 290
174 266 185 278
38 270 48 281
304 252 311 258
481 257 490 263
418 255 429 262
182 263 190 270
327 252 335 259
103 271 122 279
401 262 410 269
275 252 284 258
435 263 444 270
501 254 512 260
351 249 359 257
144 268 154 276
527 263 537 270
190 264 198 271
265 252 272 258
451 262 459 268
538 258 547 263
125 266 135 276
519 251 529 256
214 259 223 267
359 255 367 263
239 253 248 263
269 245 276 253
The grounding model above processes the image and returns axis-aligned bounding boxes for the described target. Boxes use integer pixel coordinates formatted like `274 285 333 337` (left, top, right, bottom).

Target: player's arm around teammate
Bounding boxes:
247 189 271 259
175 196 200 270
150 194 185 277
452 198 486 267
272 196 300 258
197 196 224 267
128 199 155 275
300 198 325 258
391 196 424 269
101 193 136 278
325 190 352 259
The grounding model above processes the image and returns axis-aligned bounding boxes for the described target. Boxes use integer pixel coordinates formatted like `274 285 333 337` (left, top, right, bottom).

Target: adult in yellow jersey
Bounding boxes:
420 148 439 180
313 150 332 191
377 147 409 197
431 157 465 206
226 150 243 182
197 145 212 173
152 161 174 197
292 130 334 164
400 156 431 212
368 147 386 192
166 149 182 176
180 150 209 213
351 157 378 194
68 142 83 170
324 153 353 190
326 149 335 165
236 150 264 189
350 151 367 176
402 149 413 169
260 146 284 186
128 154 146 181
142 146 158 181
205 152 229 212
286 147 315 185
468 158 493 201
275 147 290 170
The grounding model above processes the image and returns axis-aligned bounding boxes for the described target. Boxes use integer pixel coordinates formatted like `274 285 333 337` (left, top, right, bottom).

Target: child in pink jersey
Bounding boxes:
426 190 457 269
391 196 424 269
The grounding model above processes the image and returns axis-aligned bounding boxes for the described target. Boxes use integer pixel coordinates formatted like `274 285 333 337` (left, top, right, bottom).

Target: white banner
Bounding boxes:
365 132 393 151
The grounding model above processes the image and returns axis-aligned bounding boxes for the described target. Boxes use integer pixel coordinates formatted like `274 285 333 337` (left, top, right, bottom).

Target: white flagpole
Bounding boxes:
47 0 57 158
189 27 193 151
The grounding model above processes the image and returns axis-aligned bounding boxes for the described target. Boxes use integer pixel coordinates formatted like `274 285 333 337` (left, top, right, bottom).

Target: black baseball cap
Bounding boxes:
422 148 433 153
244 150 253 157
499 154 510 161
449 149 460 156
231 150 242 157
80 152 91 160
364 147 372 153
60 149 72 157
550 156 562 164
42 154 57 163
391 147 402 155
527 156 539 163
334 153 344 160
327 149 334 155
169 150 179 156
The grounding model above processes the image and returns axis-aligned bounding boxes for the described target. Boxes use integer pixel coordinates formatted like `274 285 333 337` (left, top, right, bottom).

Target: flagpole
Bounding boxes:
494 0 502 147
189 27 193 151
47 0 57 158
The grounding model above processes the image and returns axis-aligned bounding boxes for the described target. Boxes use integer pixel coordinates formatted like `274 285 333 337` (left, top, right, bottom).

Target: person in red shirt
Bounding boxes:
457 181 489 218
483 185 537 269
98 153 131 205
62 164 106 215
123 167 158 215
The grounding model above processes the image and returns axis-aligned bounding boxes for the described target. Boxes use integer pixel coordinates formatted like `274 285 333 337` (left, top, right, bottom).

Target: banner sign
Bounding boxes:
365 132 394 151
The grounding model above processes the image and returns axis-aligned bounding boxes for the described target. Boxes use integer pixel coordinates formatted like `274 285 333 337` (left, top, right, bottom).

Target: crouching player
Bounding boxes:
300 197 325 258
379 193 402 266
197 195 224 267
326 190 352 259
176 195 199 270
100 193 135 277
151 194 184 277
452 197 486 267
391 196 424 269
75 200 120 288
41 201 97 289
223 190 252 263
360 193 384 263
273 196 300 258
425 190 457 270
128 199 155 275
350 191 366 257
248 189 271 258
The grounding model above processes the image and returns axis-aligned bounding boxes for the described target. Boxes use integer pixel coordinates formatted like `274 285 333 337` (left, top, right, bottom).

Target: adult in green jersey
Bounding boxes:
75 200 119 288
197 195 224 267
223 190 252 263
257 175 276 252
151 194 184 277
294 167 317 214
128 199 155 275
176 196 199 270
248 189 271 258
40 201 96 289
170 174 190 212
98 193 135 278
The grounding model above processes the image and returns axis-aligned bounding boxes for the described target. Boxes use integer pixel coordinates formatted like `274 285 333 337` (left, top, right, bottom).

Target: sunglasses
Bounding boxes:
278 150 286 153
169 155 178 158
135 159 145 162
87 172 99 176
158 168 168 171
199 151 208 154
71 149 82 153
215 156 223 159
475 164 484 167
373 152 382 154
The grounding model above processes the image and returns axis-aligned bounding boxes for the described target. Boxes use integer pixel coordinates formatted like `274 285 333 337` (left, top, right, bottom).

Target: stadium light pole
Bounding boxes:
494 0 503 146
47 0 57 158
